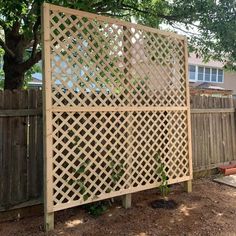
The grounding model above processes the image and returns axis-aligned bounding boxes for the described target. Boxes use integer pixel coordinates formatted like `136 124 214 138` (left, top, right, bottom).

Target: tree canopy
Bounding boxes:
0 0 235 89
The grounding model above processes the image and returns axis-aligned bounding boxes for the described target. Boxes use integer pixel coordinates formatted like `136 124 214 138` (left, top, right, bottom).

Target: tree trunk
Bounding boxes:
3 24 27 90
3 55 25 90
2 22 41 90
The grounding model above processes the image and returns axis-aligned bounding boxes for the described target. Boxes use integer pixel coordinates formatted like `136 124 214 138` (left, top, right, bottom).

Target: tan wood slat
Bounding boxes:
191 108 235 114
42 3 55 231
0 92 3 205
0 109 42 117
52 106 188 112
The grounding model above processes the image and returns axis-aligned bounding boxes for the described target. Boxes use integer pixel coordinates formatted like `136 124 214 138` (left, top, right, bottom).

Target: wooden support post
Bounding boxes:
42 3 54 232
122 26 133 211
44 212 54 232
183 38 193 195
122 193 131 209
184 180 192 193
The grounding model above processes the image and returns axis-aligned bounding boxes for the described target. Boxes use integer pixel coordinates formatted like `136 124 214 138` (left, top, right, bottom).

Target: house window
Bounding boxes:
218 69 223 83
189 65 196 81
188 65 224 83
205 68 211 82
211 68 217 82
198 67 204 81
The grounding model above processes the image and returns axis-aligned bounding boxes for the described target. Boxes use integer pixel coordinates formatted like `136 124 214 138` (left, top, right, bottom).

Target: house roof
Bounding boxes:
190 82 232 97
195 82 231 90
188 53 224 69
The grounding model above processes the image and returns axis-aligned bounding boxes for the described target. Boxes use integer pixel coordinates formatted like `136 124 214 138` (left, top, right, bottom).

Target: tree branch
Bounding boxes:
0 38 15 58
24 0 38 22
31 16 41 58
0 19 7 30
170 23 201 36
11 21 21 36
99 12 131 18
20 51 41 72
120 3 181 21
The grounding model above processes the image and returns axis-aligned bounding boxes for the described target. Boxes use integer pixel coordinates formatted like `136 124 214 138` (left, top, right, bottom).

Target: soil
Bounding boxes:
0 177 236 236
150 199 178 209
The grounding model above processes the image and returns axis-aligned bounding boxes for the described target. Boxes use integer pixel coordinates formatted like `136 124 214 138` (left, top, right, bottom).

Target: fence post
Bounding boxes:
122 193 132 209
184 37 193 192
121 25 134 209
42 3 54 231
184 180 192 193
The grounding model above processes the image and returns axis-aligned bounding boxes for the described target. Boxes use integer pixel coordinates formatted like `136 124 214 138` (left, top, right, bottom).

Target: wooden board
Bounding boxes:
0 90 43 210
214 175 236 188
190 95 236 171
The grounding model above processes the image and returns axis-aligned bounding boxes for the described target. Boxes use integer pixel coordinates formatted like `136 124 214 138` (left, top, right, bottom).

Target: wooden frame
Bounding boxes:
42 3 192 230
41 3 54 231
184 38 193 192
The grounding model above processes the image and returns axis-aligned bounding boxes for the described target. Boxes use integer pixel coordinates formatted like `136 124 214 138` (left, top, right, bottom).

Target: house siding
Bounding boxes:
189 53 236 95
221 71 236 95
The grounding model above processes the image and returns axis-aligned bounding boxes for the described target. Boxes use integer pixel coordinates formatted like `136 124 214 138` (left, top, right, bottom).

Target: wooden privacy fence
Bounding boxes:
0 90 43 211
191 95 236 171
0 92 236 212
42 3 192 228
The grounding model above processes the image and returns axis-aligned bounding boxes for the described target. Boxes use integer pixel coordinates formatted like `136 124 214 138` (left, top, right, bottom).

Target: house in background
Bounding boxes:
1 51 236 95
28 73 42 89
24 53 236 96
188 53 236 97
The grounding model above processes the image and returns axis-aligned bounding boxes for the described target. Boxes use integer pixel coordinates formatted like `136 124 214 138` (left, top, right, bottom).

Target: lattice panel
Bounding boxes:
42 3 192 213
49 7 186 108
52 110 189 209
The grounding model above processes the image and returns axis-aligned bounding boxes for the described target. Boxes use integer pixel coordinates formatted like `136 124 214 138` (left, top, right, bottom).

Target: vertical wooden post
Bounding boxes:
45 212 54 231
122 193 132 209
42 3 54 231
121 26 133 209
184 180 192 193
183 37 193 193
230 97 236 159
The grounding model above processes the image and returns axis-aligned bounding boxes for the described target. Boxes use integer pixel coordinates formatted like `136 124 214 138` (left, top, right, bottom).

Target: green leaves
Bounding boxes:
67 155 91 200
155 152 170 198
75 160 90 175
171 0 236 68
110 160 125 184
1 0 235 90
84 201 108 217
78 181 86 194
75 165 86 174
73 135 80 147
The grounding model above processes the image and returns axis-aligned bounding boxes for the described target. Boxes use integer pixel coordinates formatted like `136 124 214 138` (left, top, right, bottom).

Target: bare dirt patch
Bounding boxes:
0 178 236 236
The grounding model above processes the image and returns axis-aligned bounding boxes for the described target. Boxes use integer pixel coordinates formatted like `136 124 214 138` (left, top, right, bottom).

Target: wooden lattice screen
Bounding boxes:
42 3 192 217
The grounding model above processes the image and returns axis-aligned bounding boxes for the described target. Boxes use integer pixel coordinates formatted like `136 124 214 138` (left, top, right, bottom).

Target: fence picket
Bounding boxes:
0 91 236 211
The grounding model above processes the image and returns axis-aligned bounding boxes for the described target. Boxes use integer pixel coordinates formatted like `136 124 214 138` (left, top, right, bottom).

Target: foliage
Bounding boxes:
0 0 235 89
0 78 4 90
154 153 170 199
67 133 109 216
84 201 108 217
66 134 91 201
110 160 125 184
169 0 236 70
68 133 126 201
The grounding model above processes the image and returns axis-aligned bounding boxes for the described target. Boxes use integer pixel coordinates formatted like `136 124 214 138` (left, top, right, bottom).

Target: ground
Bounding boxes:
0 177 236 236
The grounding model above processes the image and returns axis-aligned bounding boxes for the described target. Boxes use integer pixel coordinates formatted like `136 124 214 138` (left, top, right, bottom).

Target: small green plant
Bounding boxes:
84 201 108 217
110 160 125 184
154 153 170 199
67 133 91 201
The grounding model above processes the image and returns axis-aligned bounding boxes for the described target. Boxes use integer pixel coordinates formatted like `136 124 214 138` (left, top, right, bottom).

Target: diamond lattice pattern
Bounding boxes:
52 111 189 208
45 5 191 211
50 10 186 108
